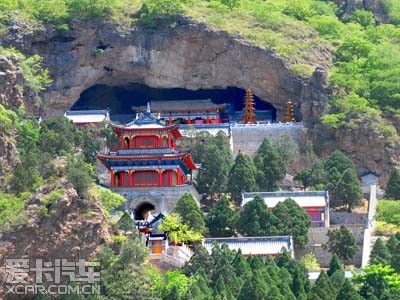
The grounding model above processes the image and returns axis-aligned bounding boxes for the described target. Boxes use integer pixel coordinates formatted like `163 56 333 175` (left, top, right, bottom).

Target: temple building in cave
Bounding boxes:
133 99 227 125
97 103 199 220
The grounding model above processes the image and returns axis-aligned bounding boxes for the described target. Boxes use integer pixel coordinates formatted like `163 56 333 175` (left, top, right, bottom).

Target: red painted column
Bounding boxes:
120 136 125 148
132 171 135 187
188 118 192 125
128 171 133 187
168 136 171 148
110 170 116 187
158 170 163 186
206 117 210 124
168 171 172 186
176 169 181 185
169 117 172 124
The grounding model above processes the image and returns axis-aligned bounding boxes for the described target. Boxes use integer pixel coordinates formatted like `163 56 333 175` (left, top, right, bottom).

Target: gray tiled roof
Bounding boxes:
133 99 226 112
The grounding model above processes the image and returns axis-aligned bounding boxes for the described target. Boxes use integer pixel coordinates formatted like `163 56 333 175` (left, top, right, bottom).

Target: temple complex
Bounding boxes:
133 99 227 125
97 104 199 220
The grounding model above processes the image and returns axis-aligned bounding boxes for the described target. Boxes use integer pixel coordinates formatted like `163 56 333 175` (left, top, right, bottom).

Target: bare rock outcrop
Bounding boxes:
3 16 332 124
0 179 110 299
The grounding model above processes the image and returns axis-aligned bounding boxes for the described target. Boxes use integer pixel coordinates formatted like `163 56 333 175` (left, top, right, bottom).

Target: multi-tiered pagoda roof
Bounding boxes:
97 104 196 187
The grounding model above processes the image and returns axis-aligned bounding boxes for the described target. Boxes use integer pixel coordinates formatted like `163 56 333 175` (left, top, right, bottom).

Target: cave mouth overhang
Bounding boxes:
70 83 279 122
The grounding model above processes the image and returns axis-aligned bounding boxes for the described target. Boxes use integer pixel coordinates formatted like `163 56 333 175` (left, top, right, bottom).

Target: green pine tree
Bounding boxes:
292 265 307 300
207 195 237 237
327 254 342 277
228 152 258 204
385 168 400 200
336 279 362 300
271 198 311 246
174 193 206 234
308 271 336 300
237 195 276 236
253 138 286 191
326 225 358 263
335 168 362 212
330 269 345 291
369 238 391 265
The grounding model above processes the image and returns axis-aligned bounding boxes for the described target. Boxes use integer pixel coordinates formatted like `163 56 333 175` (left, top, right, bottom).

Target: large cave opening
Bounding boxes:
71 83 277 123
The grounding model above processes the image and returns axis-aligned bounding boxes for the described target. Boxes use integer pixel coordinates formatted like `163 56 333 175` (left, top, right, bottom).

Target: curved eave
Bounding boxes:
97 152 188 161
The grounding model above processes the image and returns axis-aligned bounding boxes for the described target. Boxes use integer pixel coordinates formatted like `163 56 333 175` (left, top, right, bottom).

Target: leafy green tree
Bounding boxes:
206 196 237 237
336 279 362 300
237 195 276 236
335 168 362 212
66 158 92 196
326 225 358 263
228 152 258 205
370 238 391 265
308 271 336 300
271 198 311 246
165 285 181 300
174 193 206 234
96 236 154 299
386 168 400 200
253 138 286 191
301 253 320 271
327 254 342 277
294 168 313 188
191 132 233 196
330 270 345 291
116 212 135 232
184 245 213 277
355 264 400 299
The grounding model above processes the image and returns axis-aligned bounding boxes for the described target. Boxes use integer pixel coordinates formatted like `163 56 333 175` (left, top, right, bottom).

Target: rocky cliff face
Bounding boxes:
0 179 110 299
0 54 24 183
3 16 331 123
2 16 398 184
332 0 391 24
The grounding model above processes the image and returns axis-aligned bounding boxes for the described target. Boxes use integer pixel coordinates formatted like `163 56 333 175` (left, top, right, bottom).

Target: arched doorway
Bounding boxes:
134 202 156 221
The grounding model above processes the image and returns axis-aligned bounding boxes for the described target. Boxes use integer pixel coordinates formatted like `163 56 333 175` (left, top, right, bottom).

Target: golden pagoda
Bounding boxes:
243 88 256 124
285 100 295 123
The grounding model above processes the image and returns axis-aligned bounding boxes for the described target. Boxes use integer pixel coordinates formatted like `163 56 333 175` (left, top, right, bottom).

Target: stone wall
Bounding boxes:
330 212 368 226
231 123 304 156
113 185 200 215
296 225 364 267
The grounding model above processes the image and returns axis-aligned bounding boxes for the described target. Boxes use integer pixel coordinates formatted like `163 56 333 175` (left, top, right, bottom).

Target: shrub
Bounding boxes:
377 200 400 225
0 104 18 133
89 185 125 216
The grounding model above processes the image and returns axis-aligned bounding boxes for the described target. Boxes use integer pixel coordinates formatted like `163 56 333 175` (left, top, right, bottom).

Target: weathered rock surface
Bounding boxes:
2 16 331 124
332 0 391 24
0 54 23 184
0 179 110 299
